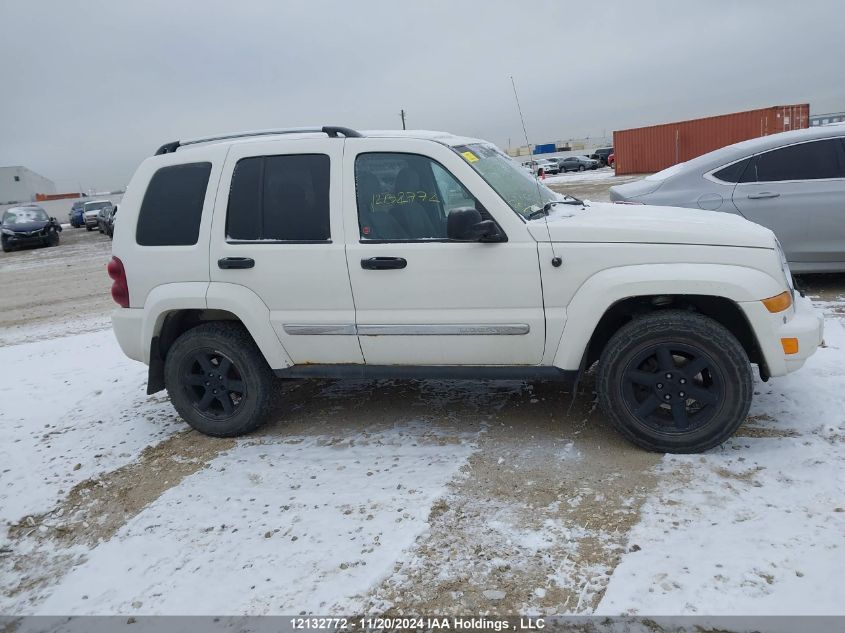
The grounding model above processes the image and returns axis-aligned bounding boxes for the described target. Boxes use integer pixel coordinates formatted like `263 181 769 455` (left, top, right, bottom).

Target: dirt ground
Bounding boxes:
0 225 114 344
1 176 844 615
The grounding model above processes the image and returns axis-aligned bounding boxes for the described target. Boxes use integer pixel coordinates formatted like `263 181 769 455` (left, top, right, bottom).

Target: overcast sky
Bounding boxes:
1 0 842 191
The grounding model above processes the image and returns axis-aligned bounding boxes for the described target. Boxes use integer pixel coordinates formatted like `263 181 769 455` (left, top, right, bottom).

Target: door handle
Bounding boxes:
747 191 781 200
218 257 255 269
361 256 407 270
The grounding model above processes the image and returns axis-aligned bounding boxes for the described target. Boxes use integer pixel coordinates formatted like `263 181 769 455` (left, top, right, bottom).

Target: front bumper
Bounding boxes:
84 216 99 227
740 293 824 377
3 231 47 245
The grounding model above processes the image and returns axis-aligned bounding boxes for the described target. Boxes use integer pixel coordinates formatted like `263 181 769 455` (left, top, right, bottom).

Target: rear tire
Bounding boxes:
164 322 274 437
597 310 753 453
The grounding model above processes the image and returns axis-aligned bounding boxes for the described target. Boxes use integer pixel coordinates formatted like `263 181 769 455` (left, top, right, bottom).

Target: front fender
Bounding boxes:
551 263 783 370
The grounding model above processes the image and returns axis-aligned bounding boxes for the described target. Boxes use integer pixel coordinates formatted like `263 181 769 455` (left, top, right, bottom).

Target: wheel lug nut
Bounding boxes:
664 394 671 401
205 381 209 386
656 383 664 389
665 373 672 379
212 389 217 394
679 391 686 398
679 378 686 384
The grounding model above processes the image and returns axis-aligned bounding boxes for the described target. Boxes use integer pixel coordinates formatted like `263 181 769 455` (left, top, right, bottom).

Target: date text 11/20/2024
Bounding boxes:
290 617 546 631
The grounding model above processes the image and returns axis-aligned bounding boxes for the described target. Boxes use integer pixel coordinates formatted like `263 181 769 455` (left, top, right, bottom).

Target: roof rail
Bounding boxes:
154 126 362 155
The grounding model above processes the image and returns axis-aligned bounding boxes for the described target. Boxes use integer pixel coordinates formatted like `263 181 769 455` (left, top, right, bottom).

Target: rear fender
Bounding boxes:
205 282 293 369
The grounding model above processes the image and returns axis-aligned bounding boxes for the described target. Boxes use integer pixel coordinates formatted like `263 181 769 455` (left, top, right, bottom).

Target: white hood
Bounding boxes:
526 201 775 249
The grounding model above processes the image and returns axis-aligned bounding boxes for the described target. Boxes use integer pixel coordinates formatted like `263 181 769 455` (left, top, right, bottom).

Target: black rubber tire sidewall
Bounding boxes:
597 310 753 453
164 322 273 437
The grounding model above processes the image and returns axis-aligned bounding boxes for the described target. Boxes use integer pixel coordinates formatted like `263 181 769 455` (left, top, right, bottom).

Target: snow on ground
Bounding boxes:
2 294 844 617
0 313 112 347
0 330 180 525
541 168 619 185
597 306 845 616
22 424 480 615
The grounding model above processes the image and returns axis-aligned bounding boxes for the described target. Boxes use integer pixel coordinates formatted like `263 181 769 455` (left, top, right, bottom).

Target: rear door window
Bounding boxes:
136 162 211 246
754 139 844 182
226 154 330 242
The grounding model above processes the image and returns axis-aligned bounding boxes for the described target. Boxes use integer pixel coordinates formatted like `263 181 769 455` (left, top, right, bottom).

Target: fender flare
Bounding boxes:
142 282 292 369
205 282 293 369
551 263 783 370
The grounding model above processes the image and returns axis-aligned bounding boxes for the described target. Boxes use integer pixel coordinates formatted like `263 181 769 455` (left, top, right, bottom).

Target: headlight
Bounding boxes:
1 228 14 236
775 239 794 294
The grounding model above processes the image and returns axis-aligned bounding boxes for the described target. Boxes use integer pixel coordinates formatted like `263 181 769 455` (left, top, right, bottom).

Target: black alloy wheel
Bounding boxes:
164 322 274 437
621 343 722 434
597 310 753 453
182 349 246 419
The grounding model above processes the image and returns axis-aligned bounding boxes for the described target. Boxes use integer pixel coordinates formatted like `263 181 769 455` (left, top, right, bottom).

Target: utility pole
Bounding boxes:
400 109 406 130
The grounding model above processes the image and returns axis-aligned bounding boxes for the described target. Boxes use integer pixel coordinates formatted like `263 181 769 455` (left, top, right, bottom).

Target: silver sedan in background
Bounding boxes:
556 156 599 172
609 124 845 273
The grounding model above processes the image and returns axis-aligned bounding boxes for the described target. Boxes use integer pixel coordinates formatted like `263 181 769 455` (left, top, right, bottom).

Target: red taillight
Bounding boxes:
107 256 129 308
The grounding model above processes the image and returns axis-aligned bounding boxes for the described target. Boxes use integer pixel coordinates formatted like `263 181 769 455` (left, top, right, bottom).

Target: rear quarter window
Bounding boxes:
712 158 751 183
136 162 212 246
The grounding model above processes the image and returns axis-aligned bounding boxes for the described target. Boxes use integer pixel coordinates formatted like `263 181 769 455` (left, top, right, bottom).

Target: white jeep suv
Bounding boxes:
109 126 823 453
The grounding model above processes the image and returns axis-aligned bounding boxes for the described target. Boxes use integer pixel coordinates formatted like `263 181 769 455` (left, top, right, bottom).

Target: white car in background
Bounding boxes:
82 200 114 231
523 158 559 176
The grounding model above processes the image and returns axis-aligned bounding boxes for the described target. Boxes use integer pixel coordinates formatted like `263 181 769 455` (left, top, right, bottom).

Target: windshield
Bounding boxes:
84 202 111 212
452 143 557 219
3 207 49 224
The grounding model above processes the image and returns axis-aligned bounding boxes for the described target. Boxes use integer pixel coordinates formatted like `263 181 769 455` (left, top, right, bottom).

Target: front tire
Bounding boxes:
164 322 274 437
597 310 753 453
578 165 586 171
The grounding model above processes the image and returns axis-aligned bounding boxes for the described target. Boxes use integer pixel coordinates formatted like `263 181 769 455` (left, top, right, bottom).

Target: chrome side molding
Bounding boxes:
283 324 530 336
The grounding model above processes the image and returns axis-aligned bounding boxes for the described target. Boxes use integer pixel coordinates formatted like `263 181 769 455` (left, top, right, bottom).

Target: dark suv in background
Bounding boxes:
590 147 614 166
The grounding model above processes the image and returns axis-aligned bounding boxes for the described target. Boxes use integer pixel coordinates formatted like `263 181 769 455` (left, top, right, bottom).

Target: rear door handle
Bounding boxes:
747 191 781 200
361 256 407 270
218 257 255 269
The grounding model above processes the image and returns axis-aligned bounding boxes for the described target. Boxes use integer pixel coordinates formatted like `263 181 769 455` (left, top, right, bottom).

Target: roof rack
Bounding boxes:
154 126 362 155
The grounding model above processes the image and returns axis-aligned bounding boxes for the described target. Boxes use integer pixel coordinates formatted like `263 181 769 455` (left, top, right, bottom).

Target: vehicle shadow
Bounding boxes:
258 372 638 454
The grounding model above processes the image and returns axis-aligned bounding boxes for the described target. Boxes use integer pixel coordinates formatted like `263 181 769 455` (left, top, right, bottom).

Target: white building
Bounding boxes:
0 166 56 204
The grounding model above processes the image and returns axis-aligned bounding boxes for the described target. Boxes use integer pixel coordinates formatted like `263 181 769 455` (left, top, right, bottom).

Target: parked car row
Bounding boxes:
0 199 119 255
70 199 118 236
523 155 601 175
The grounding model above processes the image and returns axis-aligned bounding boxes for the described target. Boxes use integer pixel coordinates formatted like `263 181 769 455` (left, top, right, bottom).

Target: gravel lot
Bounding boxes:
1 175 844 616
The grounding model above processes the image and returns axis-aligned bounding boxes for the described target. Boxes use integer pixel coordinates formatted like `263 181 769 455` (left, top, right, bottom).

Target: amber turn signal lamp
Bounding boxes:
781 338 799 355
762 291 792 313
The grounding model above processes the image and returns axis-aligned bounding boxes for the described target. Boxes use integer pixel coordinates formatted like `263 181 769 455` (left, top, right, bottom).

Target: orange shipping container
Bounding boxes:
613 104 809 175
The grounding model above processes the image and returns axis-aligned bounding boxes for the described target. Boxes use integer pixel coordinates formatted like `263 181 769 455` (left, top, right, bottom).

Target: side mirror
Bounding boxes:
447 208 504 242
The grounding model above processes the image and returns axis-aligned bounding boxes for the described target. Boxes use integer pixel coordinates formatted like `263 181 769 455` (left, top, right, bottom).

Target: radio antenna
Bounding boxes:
509 75 561 267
